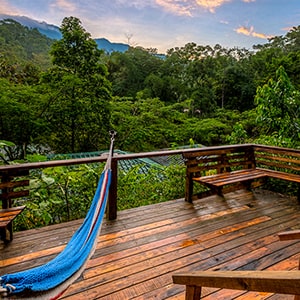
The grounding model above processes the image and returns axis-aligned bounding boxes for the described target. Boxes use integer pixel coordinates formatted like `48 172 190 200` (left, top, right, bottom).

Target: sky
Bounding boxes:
0 0 299 53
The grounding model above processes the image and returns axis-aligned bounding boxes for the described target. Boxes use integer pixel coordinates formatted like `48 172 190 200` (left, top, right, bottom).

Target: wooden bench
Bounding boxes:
183 144 300 202
0 170 29 242
173 230 300 300
0 206 26 242
183 145 265 202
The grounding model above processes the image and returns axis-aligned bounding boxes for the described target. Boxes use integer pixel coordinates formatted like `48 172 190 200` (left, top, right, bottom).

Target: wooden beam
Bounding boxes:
173 271 300 295
278 230 300 241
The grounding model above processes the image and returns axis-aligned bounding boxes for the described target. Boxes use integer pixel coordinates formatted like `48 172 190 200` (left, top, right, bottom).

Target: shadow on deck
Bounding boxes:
1 189 300 299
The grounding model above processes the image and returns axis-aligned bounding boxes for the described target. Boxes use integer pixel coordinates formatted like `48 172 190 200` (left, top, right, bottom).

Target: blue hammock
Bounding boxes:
0 133 115 299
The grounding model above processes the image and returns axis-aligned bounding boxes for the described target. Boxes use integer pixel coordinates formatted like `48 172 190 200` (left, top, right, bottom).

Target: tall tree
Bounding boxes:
0 78 46 159
107 47 163 97
43 17 112 153
255 66 300 146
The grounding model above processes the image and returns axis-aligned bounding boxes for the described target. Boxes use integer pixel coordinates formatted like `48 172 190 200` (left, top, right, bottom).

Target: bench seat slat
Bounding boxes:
193 169 267 187
0 206 26 228
259 168 300 183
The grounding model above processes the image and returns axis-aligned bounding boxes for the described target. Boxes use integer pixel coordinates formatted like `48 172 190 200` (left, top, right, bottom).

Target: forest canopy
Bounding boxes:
1 17 300 161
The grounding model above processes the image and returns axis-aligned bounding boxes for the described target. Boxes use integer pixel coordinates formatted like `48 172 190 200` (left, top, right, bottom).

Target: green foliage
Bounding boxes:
186 117 231 145
111 97 188 151
0 78 48 159
0 140 16 164
50 17 107 76
41 17 112 153
226 123 248 144
0 19 52 70
117 164 187 210
108 47 163 97
13 162 189 231
255 66 300 147
1 18 300 176
15 163 104 230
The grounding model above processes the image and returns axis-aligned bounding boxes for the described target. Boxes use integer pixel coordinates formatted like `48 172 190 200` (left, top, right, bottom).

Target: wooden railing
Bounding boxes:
1 144 300 222
0 147 190 221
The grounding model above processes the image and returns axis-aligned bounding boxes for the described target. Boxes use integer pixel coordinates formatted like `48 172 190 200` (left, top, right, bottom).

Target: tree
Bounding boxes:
255 66 300 146
107 47 163 97
0 78 47 159
0 19 52 69
43 17 112 153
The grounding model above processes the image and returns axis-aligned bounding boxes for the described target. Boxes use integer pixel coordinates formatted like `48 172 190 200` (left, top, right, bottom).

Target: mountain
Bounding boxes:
0 14 129 53
0 17 54 69
0 14 62 40
95 38 129 54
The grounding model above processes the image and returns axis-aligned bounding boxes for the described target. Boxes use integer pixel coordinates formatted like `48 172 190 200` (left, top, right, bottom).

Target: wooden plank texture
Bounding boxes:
0 189 300 299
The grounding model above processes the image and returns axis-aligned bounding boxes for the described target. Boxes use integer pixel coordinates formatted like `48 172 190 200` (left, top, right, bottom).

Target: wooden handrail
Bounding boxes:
1 144 300 173
0 144 255 172
1 144 300 220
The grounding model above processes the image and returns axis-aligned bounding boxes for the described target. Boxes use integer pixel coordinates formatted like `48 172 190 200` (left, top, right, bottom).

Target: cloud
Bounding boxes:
50 0 77 13
116 0 154 9
155 0 233 16
243 0 256 2
235 26 273 39
220 20 229 24
155 0 194 16
195 0 231 13
282 26 294 32
0 0 23 15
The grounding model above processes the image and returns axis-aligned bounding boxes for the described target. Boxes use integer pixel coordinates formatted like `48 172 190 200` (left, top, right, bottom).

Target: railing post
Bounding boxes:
0 172 13 241
108 158 118 220
0 172 12 209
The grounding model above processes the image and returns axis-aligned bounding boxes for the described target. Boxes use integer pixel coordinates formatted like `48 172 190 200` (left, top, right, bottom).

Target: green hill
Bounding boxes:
0 19 53 69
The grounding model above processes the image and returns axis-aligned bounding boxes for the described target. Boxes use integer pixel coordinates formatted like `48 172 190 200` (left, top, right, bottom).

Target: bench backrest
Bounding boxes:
0 170 29 209
254 146 300 174
183 145 256 178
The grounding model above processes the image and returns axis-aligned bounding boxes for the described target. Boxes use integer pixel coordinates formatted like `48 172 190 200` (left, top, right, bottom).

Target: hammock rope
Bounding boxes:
0 131 116 299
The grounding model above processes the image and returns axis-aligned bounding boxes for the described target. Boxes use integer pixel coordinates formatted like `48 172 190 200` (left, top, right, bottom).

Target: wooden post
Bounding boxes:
1 173 13 209
186 285 202 300
0 172 13 241
108 158 118 220
185 172 193 203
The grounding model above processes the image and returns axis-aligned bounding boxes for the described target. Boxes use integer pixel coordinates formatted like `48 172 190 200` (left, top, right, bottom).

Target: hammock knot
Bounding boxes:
0 281 16 297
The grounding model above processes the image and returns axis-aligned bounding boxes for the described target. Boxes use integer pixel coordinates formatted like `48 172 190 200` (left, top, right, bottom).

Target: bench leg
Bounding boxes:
216 186 223 197
186 285 202 300
297 185 300 203
0 224 13 243
0 227 4 241
185 175 193 203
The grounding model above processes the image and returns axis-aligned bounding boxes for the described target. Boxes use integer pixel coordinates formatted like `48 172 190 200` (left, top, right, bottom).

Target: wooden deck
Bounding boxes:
1 189 300 299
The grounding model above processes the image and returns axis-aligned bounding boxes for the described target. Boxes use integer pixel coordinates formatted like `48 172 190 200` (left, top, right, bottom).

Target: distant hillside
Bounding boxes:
95 38 129 54
0 18 53 68
0 14 62 40
0 14 129 53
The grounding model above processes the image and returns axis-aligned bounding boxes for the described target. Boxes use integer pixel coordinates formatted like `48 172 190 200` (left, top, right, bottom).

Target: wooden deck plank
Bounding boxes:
1 189 300 299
